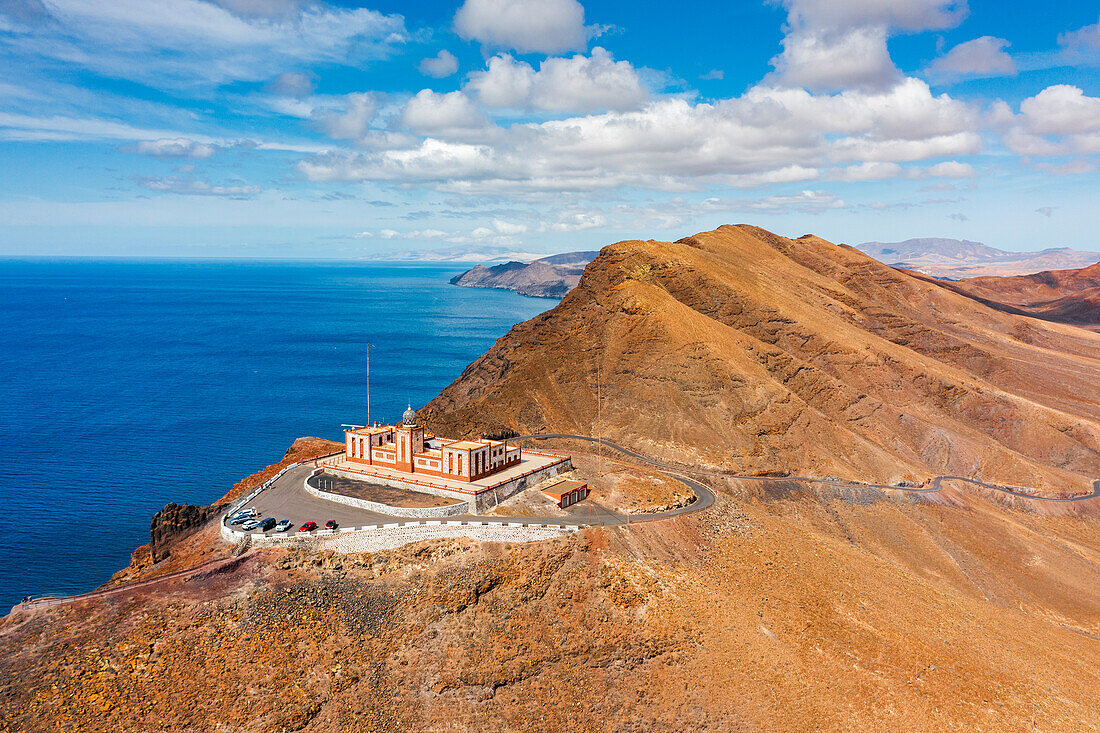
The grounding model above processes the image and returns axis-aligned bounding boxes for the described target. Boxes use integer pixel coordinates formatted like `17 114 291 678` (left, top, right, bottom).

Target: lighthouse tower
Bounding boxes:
393 404 425 472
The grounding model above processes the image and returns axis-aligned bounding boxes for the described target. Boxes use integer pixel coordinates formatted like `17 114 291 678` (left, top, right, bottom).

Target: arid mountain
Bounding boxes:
450 251 599 298
855 237 1100 278
425 225 1100 492
910 262 1100 327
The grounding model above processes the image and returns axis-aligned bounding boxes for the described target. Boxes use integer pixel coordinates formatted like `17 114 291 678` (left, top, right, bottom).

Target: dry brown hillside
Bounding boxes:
3 466 1099 732
912 262 1100 327
423 225 1100 492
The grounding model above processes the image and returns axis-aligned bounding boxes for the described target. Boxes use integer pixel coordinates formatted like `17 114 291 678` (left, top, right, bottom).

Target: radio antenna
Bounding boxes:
366 343 372 426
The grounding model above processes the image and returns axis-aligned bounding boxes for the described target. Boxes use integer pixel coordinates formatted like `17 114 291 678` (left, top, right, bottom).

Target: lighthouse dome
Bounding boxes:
401 405 417 426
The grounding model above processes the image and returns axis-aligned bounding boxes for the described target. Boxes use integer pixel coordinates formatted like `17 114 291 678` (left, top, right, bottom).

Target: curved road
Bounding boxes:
11 433 1097 614
519 434 1100 502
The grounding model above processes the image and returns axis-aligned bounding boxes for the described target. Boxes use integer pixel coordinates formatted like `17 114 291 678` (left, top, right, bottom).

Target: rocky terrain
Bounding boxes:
855 237 1100 278
2 456 1098 732
425 225 1100 492
450 251 599 298
911 262 1100 327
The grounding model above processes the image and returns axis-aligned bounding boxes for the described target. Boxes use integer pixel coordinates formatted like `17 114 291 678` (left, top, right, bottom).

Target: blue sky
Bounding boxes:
1 0 1099 258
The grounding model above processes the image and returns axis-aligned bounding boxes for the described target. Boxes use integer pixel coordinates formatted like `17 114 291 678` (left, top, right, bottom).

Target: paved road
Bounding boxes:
521 434 1100 502
227 444 716 538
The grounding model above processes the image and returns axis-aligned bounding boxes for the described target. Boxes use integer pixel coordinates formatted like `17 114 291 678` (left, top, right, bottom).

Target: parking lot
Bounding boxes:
225 465 414 537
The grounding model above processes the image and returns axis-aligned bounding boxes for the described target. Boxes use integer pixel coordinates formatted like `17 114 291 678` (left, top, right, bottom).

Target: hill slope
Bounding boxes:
450 251 599 298
914 263 1100 326
424 225 1100 491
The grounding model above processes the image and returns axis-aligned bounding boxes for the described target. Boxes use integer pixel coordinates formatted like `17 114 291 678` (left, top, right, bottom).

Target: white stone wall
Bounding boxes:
223 519 579 553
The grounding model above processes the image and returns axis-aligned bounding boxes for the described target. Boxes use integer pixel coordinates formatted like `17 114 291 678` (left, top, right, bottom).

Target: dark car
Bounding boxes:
258 517 276 531
299 521 317 532
325 520 338 530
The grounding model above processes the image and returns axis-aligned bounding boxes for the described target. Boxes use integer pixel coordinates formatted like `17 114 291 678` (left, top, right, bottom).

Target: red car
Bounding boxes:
298 521 317 532
325 520 338 530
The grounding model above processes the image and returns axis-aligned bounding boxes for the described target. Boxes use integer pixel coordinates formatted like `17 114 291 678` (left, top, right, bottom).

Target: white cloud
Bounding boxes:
129 138 218 158
928 36 1015 79
1019 84 1100 136
700 69 724 81
1033 160 1096 175
923 160 975 177
1004 85 1100 158
770 26 901 92
299 77 979 194
317 93 378 140
267 71 315 98
453 0 596 54
135 175 260 196
400 90 492 140
768 0 966 91
829 161 905 181
778 0 967 32
419 50 459 78
1058 16 1100 51
4 0 407 89
464 48 647 113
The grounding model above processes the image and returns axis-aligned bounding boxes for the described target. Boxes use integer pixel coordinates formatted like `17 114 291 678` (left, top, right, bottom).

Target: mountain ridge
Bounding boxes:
424 225 1100 491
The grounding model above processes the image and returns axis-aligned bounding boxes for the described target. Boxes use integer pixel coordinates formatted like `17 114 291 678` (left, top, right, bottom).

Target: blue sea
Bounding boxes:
0 259 554 612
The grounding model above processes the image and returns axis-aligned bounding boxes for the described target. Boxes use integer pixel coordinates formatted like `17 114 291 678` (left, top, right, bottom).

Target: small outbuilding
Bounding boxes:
542 479 589 508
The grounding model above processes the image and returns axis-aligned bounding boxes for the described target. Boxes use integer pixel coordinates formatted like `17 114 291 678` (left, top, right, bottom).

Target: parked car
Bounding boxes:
258 517 276 531
229 508 257 522
275 519 293 532
298 521 317 532
241 519 261 531
325 520 338 530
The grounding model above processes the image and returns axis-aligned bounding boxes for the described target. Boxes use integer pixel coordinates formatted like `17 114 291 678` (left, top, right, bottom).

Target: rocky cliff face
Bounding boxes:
450 251 599 298
149 502 225 562
424 225 1100 491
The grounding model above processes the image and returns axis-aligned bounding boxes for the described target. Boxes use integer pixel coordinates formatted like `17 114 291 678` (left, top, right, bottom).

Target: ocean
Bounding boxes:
0 259 554 612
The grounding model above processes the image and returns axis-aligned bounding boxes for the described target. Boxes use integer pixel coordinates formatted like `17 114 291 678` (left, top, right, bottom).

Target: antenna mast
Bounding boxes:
366 343 371 426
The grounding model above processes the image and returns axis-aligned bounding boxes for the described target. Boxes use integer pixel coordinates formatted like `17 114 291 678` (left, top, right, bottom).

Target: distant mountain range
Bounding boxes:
854 238 1100 279
450 251 600 298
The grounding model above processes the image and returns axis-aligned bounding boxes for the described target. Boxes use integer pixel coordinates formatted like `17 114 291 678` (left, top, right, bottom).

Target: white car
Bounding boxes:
240 519 262 531
275 519 293 532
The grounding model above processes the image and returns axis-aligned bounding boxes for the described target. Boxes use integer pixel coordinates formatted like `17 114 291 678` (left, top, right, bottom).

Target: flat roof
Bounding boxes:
348 425 393 436
542 479 588 499
446 440 487 450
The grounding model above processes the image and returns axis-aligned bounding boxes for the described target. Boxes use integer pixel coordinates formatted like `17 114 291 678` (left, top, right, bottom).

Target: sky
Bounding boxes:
1 0 1099 258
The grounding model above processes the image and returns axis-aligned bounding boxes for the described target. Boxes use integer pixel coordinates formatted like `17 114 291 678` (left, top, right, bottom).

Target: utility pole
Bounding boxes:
597 355 603 477
365 343 372 427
